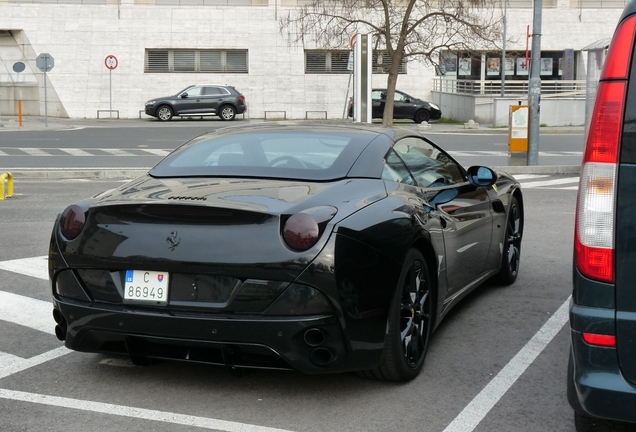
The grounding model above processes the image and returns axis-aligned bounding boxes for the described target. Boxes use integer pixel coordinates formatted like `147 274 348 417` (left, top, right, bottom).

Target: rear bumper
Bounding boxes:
53 297 358 374
569 303 636 423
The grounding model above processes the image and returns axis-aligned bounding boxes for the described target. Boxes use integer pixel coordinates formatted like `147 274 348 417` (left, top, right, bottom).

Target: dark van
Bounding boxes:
568 1 636 430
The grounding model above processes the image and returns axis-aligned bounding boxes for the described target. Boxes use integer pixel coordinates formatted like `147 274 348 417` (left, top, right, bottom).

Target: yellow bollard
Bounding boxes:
0 172 14 200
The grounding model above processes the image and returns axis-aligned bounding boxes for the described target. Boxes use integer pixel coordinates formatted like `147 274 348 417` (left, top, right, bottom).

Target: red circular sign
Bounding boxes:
105 55 118 70
349 34 359 50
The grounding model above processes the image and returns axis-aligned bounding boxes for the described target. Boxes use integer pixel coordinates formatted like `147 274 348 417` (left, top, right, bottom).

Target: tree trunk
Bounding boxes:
382 53 404 127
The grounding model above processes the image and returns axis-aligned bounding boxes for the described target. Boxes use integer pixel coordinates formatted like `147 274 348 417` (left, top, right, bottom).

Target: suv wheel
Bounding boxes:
220 105 236 121
157 106 173 122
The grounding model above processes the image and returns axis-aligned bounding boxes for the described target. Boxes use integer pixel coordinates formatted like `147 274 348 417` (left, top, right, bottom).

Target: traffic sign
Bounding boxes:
12 62 25 73
105 55 118 70
36 53 54 72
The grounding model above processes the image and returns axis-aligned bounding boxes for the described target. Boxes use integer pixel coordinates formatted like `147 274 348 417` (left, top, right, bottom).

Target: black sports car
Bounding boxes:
49 123 523 381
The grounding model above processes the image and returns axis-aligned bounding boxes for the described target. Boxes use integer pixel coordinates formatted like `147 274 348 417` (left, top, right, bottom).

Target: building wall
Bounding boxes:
0 1 625 119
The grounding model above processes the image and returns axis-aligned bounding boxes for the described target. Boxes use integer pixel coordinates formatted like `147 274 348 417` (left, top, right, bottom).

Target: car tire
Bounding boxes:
494 196 523 285
156 105 173 122
360 249 433 381
220 105 236 121
414 109 431 124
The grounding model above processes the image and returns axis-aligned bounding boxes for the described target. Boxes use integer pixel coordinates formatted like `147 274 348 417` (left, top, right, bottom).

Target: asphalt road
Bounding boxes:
0 176 578 432
0 121 585 172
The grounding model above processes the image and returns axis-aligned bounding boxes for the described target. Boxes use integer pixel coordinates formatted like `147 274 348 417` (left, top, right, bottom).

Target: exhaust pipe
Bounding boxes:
303 328 326 347
52 309 67 341
310 348 333 366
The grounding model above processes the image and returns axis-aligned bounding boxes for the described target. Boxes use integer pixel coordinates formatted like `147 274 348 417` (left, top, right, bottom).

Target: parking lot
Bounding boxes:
0 175 577 432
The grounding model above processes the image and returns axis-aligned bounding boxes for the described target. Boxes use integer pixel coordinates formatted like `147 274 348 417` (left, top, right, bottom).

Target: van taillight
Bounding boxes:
573 13 634 284
601 16 636 80
574 13 636 283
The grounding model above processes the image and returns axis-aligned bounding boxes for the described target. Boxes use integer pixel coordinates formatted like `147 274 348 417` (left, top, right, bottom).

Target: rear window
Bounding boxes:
150 130 377 180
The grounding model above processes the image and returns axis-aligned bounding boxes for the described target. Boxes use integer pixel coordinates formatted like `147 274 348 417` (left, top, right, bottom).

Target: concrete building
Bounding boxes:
0 0 625 124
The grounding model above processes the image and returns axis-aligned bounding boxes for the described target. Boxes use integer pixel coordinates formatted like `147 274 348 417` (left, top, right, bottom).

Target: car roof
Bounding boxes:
149 122 422 180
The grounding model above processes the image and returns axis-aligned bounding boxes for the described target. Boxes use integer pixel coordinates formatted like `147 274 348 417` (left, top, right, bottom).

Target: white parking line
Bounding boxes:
442 297 570 432
0 290 55 335
0 256 49 280
0 388 297 432
0 347 70 380
0 255 570 431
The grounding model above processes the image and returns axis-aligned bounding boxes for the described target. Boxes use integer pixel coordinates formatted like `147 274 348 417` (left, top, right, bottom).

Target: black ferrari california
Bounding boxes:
49 123 523 381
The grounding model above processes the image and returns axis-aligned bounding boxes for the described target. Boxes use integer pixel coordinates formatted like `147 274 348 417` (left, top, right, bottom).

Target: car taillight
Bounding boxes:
283 213 319 251
574 15 636 283
238 95 245 103
282 206 337 252
59 205 86 240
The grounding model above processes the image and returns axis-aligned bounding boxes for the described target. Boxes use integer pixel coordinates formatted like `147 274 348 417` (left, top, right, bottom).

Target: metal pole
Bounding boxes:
110 69 113 119
527 0 542 166
500 0 507 97
44 70 48 128
0 90 4 127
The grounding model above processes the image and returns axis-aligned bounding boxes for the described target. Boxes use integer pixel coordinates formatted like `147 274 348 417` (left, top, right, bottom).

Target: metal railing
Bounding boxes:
432 79 586 98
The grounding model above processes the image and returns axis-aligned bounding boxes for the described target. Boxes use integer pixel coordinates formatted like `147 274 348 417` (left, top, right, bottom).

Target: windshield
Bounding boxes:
150 129 378 180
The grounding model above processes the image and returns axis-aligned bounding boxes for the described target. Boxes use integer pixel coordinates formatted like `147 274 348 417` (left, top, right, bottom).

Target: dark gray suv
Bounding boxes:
145 84 247 122
568 2 636 430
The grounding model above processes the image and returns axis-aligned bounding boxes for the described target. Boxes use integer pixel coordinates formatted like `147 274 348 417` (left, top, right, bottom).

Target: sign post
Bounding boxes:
104 55 118 119
36 53 55 127
13 62 26 127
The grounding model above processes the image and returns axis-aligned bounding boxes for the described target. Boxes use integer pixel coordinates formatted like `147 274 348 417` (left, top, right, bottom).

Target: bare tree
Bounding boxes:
281 0 503 126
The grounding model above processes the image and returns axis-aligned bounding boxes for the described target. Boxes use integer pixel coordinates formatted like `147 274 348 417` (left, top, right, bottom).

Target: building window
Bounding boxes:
304 50 407 74
145 49 248 73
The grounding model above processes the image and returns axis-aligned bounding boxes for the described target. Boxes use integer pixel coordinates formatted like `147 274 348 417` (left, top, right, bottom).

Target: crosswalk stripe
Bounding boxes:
141 149 170 156
19 148 51 156
100 149 136 156
59 148 93 156
513 174 549 180
521 177 580 188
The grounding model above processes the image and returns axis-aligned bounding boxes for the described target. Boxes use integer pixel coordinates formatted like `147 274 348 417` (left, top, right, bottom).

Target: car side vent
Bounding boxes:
492 200 505 214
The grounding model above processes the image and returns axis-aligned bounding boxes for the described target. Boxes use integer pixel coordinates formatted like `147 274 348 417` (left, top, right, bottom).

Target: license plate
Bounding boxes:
124 270 169 305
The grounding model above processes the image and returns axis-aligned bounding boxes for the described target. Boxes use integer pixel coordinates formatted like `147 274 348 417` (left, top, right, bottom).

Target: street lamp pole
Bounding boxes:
500 0 508 97
527 0 542 166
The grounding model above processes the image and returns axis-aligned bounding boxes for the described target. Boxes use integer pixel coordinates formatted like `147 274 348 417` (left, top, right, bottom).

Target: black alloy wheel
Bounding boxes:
495 196 523 285
359 249 433 381
157 105 173 122
220 105 236 121
414 109 431 124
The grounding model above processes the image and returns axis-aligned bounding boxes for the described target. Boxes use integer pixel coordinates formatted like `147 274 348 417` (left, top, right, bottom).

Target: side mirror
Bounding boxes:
180 93 189 99
467 166 498 187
